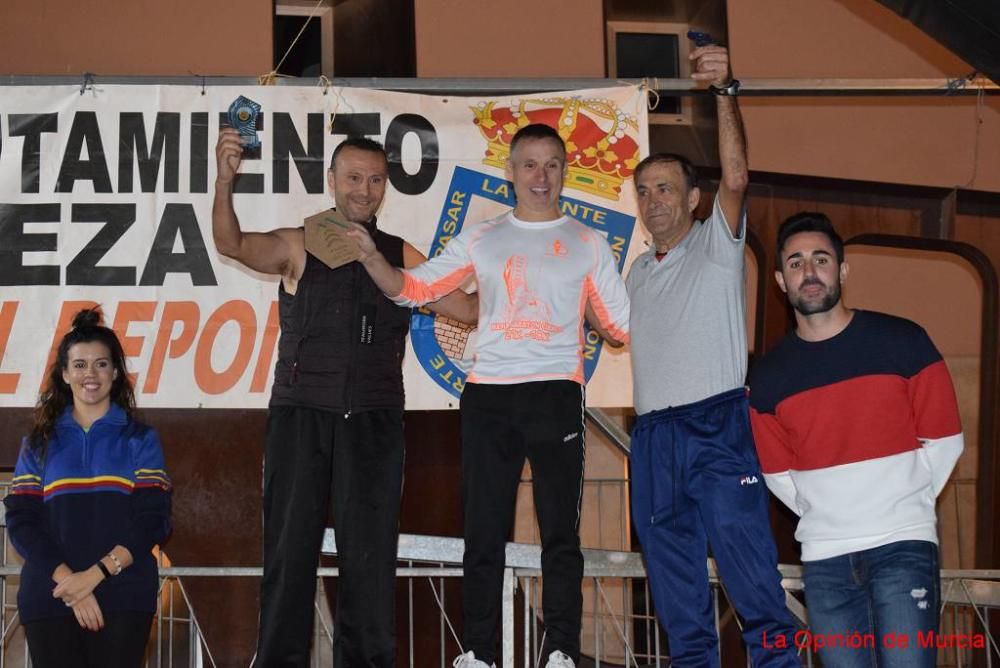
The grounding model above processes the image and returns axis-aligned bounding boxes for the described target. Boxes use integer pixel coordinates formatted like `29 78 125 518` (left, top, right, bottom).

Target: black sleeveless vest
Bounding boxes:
269 217 411 413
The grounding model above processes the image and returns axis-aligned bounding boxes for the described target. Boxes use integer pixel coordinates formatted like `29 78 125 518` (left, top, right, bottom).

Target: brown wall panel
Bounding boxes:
953 211 1000 567
729 0 1000 193
732 0 968 78
334 0 416 77
414 0 605 77
0 410 32 468
136 409 266 667
956 213 1000 274
0 0 272 76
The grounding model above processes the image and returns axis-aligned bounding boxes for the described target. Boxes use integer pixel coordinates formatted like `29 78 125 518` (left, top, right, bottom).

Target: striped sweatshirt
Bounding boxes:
395 211 630 385
4 404 172 622
748 310 963 562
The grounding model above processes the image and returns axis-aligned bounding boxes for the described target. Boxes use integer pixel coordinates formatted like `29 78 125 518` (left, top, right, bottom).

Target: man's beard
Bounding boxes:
791 279 841 316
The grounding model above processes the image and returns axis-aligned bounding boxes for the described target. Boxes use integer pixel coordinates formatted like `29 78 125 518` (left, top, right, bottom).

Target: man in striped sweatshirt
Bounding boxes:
749 212 964 667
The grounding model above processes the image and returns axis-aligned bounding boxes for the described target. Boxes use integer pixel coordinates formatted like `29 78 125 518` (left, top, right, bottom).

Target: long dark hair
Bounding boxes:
29 308 136 456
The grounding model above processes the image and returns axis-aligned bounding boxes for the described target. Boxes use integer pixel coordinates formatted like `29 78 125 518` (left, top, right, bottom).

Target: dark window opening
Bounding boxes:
274 14 323 78
614 33 682 115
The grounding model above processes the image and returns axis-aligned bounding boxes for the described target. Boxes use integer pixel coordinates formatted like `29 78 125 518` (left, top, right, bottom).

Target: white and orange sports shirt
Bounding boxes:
395 211 630 385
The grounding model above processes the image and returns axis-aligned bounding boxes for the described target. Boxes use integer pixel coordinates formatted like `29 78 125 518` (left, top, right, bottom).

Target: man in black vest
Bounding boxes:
214 128 478 667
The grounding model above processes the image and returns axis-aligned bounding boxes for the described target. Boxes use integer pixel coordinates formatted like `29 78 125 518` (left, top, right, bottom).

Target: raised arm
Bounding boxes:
691 45 748 234
213 128 304 279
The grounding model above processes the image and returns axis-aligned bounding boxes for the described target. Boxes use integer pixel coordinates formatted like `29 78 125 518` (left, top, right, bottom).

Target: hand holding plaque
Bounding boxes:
304 209 362 270
227 95 262 150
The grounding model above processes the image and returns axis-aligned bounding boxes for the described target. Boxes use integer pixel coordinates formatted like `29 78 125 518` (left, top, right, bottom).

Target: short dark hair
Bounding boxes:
633 153 698 192
329 136 388 170
632 152 698 192
509 123 566 158
776 212 845 268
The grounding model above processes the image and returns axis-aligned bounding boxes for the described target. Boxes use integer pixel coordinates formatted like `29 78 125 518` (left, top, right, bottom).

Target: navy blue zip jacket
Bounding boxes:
4 404 172 622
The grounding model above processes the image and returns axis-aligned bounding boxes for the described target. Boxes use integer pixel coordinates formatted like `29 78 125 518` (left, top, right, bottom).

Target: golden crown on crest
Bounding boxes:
471 97 641 201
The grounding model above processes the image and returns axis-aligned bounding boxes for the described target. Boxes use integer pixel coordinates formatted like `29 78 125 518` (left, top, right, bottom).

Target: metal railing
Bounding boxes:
1 426 998 668
0 533 997 666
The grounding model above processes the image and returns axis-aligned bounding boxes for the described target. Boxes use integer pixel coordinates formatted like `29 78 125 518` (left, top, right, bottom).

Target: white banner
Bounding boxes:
0 84 648 409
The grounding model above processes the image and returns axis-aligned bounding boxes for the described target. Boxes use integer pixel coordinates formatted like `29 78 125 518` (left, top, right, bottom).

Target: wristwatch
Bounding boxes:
709 79 741 96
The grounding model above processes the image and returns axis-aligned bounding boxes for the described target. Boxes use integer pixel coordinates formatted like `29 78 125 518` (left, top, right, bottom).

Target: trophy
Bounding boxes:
227 95 262 150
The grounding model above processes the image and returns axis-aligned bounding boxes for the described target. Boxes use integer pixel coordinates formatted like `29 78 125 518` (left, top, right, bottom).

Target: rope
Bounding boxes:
641 77 661 110
260 0 326 85
960 75 985 188
258 72 290 86
424 577 463 653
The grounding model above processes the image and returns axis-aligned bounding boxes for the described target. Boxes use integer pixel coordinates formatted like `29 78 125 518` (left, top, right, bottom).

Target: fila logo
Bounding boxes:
740 475 760 486
563 432 579 442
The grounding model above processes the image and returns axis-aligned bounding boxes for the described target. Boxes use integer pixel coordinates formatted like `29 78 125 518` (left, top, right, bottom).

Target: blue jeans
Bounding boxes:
803 540 939 668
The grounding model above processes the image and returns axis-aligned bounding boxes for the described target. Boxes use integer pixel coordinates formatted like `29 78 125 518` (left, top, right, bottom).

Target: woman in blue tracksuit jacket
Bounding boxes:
4 308 172 668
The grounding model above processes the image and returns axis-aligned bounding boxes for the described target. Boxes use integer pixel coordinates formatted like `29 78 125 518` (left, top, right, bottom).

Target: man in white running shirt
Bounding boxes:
348 123 630 668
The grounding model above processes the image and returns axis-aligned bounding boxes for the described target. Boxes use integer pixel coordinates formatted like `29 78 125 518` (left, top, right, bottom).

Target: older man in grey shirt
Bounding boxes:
625 44 798 667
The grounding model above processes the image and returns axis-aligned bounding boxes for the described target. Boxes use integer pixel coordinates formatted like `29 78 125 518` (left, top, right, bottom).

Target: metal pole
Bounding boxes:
533 582 540 665
713 585 721 666
408 562 415 668
585 409 631 454
523 578 531 668
156 578 163 668
502 568 515 668
594 577 600 668
0 75 996 97
168 576 175 668
190 602 200 668
439 574 446 668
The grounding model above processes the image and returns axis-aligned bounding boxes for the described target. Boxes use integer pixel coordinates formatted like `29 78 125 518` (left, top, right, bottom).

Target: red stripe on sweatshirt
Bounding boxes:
768 374 938 471
909 359 962 439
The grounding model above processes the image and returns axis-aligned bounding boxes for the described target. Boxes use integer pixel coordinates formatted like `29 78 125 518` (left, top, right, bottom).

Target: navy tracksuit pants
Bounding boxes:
630 388 799 667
